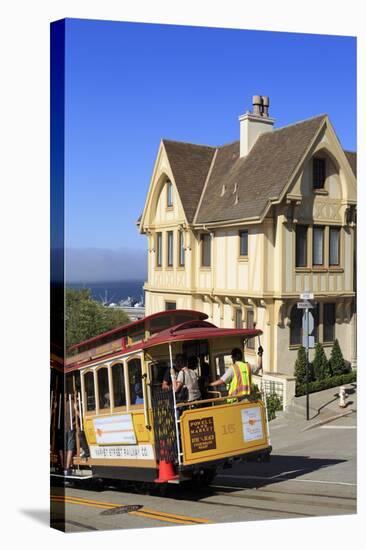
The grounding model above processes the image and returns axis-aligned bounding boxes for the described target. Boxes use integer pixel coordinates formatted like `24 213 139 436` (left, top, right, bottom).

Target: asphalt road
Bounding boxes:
50 406 357 532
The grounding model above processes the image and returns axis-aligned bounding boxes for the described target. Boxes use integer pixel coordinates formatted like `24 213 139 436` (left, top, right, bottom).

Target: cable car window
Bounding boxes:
97 367 110 409
112 363 126 407
150 361 168 386
128 358 144 405
84 371 95 411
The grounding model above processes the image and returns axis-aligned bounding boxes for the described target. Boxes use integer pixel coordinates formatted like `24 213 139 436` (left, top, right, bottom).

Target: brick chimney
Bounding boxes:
239 95 275 157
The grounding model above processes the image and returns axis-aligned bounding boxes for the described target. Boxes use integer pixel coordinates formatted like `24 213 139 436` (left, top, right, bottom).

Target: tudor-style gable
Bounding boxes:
139 141 187 232
285 116 356 227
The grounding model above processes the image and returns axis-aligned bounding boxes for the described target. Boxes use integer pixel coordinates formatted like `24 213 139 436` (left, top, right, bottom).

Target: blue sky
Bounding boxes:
64 19 356 281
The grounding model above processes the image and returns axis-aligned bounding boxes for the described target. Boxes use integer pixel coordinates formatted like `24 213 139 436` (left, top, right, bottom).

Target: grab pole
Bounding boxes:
257 335 271 446
78 392 83 431
57 393 62 430
169 342 182 466
69 394 73 431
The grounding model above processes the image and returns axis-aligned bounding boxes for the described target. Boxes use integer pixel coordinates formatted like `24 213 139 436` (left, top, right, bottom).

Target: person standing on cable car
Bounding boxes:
209 346 263 400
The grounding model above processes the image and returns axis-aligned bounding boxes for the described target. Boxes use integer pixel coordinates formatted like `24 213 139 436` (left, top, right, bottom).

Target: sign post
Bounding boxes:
298 291 315 421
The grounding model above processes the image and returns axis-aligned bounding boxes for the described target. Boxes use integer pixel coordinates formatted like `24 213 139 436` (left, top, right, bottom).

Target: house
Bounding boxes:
138 95 357 406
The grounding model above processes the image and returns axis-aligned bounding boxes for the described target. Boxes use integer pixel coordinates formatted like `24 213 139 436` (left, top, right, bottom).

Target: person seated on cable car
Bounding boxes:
208 347 263 401
171 353 201 403
133 379 144 404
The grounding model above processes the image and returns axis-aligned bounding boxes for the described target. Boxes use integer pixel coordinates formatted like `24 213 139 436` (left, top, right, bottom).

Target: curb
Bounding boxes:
300 408 356 432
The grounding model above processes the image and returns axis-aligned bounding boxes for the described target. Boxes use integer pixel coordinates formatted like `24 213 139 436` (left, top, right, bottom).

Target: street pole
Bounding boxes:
305 307 310 421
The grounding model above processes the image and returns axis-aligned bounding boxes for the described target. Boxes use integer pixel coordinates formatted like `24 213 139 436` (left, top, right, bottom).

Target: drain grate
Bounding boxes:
100 504 143 516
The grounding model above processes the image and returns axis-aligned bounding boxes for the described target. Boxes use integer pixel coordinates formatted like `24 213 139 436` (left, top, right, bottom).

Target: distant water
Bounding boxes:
67 280 145 304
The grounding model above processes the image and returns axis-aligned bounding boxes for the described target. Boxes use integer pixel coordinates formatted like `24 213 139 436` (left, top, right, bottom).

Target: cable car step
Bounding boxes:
50 472 94 480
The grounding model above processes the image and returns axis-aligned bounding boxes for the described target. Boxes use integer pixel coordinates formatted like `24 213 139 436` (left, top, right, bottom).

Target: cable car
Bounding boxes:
50 309 271 487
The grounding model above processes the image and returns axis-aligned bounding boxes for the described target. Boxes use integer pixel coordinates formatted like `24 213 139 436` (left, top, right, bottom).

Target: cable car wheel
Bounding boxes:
192 467 217 487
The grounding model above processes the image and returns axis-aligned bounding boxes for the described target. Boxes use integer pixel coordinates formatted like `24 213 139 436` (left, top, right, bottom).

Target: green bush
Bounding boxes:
312 342 332 380
266 393 283 421
295 371 356 397
329 339 349 376
294 345 308 385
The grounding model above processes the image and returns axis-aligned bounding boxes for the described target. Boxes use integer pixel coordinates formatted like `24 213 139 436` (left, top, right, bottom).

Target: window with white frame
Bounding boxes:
201 234 211 267
156 232 162 267
178 230 185 266
329 227 340 266
167 181 173 207
167 231 174 267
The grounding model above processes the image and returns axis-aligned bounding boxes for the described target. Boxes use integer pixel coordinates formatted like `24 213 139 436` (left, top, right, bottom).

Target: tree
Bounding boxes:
312 342 332 380
294 345 308 386
66 288 130 349
329 339 348 376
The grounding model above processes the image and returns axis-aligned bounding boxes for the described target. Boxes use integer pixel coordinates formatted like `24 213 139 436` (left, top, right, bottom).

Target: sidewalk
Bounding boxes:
277 382 357 430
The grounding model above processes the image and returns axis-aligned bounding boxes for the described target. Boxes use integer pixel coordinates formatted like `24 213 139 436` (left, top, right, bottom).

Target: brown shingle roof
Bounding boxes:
196 115 327 223
344 150 357 177
162 140 215 222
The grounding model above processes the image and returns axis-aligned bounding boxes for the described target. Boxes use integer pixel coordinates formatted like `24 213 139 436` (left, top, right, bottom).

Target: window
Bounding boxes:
156 232 162 267
235 308 243 329
296 225 308 267
165 301 176 311
128 358 144 405
290 306 303 346
178 231 185 266
329 228 340 266
246 309 255 349
323 303 335 342
167 231 173 267
84 371 95 411
290 304 319 347
313 227 324 266
112 363 126 407
313 158 326 189
201 234 211 267
97 367 110 409
239 230 248 257
167 181 173 207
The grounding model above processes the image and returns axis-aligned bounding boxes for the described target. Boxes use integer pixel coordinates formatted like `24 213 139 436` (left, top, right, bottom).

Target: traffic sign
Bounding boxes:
300 291 314 300
297 301 314 309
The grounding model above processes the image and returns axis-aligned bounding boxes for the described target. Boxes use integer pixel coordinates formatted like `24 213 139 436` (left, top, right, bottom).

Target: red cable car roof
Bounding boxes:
68 309 208 351
142 320 262 350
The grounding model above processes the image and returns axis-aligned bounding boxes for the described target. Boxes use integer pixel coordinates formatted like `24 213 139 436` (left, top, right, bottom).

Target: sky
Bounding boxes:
64 19 356 282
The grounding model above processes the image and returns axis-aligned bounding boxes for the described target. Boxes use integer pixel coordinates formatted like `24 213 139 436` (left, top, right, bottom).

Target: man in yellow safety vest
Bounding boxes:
209 347 263 400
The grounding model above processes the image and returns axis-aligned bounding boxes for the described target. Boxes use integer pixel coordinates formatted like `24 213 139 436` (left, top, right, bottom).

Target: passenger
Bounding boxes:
62 395 76 476
162 357 181 390
209 347 257 401
134 379 144 404
172 353 201 403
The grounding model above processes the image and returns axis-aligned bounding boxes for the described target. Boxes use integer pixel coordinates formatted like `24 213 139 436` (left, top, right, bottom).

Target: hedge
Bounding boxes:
296 371 357 397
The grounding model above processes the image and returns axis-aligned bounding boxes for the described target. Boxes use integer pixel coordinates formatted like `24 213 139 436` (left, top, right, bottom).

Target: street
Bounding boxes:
51 385 357 532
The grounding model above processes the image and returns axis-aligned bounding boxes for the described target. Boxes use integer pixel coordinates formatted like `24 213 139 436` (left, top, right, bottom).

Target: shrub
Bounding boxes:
329 339 348 376
312 342 332 380
295 371 356 397
294 345 308 385
266 393 283 421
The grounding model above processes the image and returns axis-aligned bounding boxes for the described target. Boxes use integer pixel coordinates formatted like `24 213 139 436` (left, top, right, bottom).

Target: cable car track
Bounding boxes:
50 494 211 526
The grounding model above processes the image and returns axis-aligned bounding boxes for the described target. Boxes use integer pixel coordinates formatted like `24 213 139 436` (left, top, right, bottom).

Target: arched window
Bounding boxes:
84 371 95 411
112 363 126 407
128 358 144 405
97 367 110 409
